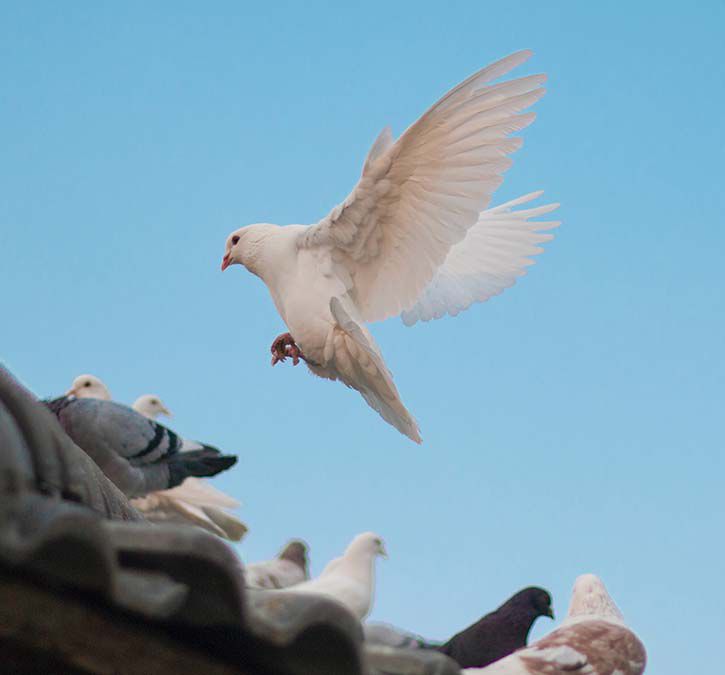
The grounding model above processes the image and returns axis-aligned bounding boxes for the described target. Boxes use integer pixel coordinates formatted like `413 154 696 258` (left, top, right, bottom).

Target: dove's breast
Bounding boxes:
269 244 352 365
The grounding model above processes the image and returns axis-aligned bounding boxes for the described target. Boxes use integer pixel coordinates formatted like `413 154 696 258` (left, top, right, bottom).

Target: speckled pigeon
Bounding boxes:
45 396 237 498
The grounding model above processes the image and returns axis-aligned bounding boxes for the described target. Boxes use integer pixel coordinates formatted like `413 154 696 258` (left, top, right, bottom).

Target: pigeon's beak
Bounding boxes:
161 406 173 418
546 607 555 620
379 543 388 559
65 387 78 397
221 254 231 271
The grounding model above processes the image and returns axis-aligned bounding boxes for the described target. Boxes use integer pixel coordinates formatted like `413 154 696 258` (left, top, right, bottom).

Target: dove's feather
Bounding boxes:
131 477 246 540
324 297 421 443
402 192 559 325
299 51 544 323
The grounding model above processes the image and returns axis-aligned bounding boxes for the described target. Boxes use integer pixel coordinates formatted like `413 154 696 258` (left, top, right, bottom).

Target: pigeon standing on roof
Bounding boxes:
436 587 553 668
45 396 237 498
464 575 646 675
289 532 386 620
245 540 310 589
220 50 559 442
64 374 245 539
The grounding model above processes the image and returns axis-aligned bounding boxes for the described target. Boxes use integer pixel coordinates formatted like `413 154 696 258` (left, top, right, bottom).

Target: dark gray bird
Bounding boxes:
45 396 237 498
436 586 553 669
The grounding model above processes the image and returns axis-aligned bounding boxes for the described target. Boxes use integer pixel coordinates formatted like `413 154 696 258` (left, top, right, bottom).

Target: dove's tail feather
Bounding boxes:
167 449 237 488
132 491 247 540
133 477 246 540
327 298 422 444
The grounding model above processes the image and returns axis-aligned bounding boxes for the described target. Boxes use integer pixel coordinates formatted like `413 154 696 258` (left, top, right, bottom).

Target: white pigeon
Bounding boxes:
288 532 386 620
464 574 647 675
132 393 173 419
67 373 112 400
221 50 559 443
244 540 309 589
65 374 246 541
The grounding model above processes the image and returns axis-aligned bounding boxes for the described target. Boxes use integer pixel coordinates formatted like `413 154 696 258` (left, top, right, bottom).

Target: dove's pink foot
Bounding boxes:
270 332 305 366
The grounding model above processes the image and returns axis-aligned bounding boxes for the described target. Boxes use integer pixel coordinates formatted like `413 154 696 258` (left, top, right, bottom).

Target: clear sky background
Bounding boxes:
2 2 723 672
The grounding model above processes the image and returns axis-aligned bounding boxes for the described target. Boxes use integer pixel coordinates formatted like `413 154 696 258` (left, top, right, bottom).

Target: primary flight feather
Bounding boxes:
222 51 559 442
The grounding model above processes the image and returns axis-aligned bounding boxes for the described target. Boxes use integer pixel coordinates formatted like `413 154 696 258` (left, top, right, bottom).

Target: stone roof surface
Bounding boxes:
0 366 458 675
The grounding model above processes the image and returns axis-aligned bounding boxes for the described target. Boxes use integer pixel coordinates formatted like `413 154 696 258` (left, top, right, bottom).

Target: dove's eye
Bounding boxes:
232 235 240 245
84 382 91 387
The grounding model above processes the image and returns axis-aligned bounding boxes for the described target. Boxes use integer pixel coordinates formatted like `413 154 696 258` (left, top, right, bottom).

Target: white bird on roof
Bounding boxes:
221 50 559 443
289 532 386 620
64 374 246 541
464 574 647 675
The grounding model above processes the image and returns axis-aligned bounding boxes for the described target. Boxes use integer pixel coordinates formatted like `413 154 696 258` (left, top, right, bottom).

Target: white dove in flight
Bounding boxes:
221 51 559 443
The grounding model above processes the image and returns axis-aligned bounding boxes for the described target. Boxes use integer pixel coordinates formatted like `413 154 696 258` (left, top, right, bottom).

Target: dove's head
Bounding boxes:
67 374 111 400
133 394 173 419
566 574 624 624
345 532 388 560
221 224 279 276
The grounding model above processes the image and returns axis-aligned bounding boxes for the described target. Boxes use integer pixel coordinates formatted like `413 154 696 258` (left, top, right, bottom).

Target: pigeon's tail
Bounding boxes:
326 298 422 444
167 449 237 488
180 438 222 454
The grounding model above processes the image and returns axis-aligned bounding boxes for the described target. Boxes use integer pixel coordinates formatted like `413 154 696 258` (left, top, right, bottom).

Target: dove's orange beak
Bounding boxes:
221 254 231 271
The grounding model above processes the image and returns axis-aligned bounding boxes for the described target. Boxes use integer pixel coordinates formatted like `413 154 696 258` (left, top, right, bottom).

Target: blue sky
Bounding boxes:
2 2 723 672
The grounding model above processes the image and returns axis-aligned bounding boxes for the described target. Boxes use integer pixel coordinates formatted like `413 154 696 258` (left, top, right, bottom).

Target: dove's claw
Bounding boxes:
270 332 305 367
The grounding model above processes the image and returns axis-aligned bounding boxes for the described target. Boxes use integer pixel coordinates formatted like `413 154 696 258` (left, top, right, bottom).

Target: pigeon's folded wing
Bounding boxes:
401 192 559 325
298 50 544 323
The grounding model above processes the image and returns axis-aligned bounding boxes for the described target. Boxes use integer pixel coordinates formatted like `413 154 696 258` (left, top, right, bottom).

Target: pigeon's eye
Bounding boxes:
151 400 158 405
84 382 91 387
232 235 240 245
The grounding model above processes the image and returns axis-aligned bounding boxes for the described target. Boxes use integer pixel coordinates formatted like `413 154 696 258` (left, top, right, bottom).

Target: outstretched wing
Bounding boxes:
401 191 559 326
299 51 545 323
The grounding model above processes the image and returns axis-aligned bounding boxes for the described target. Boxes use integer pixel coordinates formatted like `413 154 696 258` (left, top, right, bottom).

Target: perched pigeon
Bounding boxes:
64 374 243 538
132 394 173 419
437 587 553 668
244 540 310 589
45 396 237 498
289 532 386 619
464 575 646 675
221 51 559 442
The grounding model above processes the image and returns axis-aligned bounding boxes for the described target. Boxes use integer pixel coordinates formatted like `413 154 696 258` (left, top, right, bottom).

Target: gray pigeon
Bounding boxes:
45 396 237 498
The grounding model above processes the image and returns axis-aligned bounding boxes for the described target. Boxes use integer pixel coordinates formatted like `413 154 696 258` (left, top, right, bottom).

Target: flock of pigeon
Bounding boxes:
40 50 647 673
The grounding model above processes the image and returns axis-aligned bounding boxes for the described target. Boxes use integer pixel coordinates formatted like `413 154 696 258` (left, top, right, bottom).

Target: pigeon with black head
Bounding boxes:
437 586 553 668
